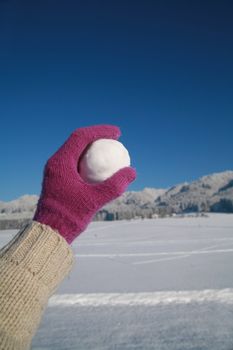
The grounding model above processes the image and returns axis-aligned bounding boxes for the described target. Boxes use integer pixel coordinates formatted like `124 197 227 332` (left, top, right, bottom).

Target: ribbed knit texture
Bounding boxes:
0 221 74 350
33 125 136 244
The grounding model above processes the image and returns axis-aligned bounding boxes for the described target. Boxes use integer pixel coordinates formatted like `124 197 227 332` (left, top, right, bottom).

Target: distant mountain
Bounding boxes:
99 171 233 219
0 170 233 229
0 195 38 230
0 195 38 217
155 170 233 214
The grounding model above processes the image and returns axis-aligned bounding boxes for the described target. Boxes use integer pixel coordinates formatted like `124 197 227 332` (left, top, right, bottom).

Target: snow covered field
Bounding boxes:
1 214 233 349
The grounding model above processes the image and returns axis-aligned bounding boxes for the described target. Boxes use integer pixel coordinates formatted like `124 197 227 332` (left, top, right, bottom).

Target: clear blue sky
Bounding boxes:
1 0 233 201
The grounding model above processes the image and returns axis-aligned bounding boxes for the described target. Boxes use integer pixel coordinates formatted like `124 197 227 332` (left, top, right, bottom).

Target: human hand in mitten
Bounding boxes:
33 125 136 244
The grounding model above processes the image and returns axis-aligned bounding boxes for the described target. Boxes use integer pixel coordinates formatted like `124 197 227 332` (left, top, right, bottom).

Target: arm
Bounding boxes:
0 125 136 349
0 221 74 350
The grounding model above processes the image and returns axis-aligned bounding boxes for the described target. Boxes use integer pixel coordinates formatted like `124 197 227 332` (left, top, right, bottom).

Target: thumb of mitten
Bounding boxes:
93 167 136 206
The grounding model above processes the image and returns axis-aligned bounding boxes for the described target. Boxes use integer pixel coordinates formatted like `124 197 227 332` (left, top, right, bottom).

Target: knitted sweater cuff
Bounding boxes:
0 221 74 350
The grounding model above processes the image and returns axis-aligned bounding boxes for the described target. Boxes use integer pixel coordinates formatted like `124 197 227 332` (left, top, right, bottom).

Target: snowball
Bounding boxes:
78 139 131 183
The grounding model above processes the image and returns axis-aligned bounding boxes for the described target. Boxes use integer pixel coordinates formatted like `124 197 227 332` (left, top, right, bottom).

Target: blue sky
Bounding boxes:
0 0 233 201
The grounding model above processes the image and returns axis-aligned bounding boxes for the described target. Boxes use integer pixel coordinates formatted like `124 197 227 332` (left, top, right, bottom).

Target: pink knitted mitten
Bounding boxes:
33 125 136 244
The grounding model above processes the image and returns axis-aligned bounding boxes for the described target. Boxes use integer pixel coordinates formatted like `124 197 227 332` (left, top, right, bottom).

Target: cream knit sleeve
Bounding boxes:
0 221 75 350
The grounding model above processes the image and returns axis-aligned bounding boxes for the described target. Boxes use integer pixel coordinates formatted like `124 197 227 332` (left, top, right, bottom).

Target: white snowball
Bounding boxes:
79 139 131 183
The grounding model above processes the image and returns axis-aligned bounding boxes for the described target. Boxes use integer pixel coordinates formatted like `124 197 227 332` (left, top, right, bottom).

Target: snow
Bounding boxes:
1 214 233 349
79 139 130 183
0 194 38 213
0 194 37 221
49 289 233 307
0 170 233 223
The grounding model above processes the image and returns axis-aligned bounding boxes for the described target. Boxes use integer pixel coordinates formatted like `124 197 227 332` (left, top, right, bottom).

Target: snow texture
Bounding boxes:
78 139 131 183
1 214 233 349
49 289 233 307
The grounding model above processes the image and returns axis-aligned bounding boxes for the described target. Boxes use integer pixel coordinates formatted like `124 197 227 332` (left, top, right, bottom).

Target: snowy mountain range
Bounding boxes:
0 170 233 228
100 170 233 219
